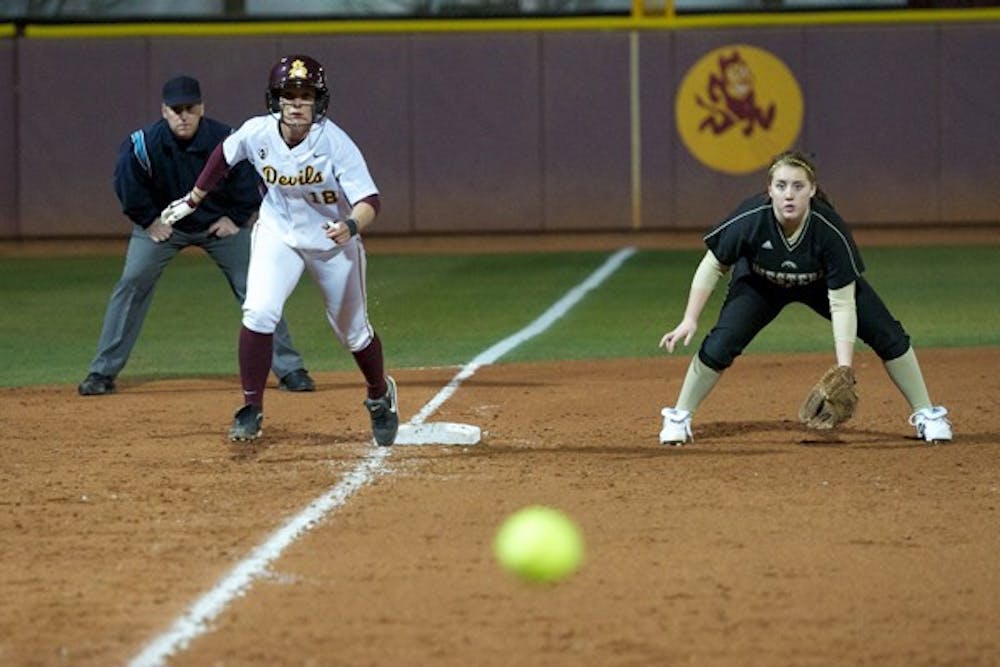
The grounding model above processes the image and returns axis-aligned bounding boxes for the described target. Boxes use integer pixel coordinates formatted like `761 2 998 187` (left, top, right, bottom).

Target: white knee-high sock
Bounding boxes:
676 356 722 413
883 347 932 412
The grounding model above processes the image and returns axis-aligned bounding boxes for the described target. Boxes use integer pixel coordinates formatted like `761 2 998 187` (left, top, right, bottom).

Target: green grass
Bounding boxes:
507 245 1000 361
2 244 998 387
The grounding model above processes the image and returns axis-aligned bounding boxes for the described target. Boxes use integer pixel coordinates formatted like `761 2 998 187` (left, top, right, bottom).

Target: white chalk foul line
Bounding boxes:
410 247 636 424
129 246 636 667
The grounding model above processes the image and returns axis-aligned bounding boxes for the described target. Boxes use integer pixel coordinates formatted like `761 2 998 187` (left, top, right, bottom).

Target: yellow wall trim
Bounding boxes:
20 8 1000 39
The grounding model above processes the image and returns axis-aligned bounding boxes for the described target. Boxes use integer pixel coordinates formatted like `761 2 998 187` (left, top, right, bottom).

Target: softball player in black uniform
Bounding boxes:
658 151 951 445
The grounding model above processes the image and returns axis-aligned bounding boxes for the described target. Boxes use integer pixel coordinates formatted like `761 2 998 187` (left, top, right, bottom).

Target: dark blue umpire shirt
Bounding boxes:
113 116 261 233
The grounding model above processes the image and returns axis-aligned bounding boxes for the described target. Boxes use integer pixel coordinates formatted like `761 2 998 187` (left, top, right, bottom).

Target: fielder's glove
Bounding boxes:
160 193 199 226
798 365 858 430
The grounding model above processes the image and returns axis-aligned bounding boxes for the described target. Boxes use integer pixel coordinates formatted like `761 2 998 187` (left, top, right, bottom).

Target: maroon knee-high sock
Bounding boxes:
239 326 273 408
352 332 387 399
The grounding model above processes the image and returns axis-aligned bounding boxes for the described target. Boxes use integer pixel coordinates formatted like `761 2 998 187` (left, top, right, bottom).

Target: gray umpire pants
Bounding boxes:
87 224 305 380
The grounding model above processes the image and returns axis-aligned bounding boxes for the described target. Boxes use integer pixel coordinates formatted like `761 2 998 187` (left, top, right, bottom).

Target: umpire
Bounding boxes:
79 75 314 395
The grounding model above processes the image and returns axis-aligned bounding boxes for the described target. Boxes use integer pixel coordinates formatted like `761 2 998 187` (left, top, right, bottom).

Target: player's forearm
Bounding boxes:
682 287 713 324
348 195 380 232
684 250 727 322
834 338 854 367
191 144 232 200
829 283 857 366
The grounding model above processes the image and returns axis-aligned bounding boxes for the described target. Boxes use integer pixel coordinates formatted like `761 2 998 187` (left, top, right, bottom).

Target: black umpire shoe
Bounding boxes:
78 373 115 396
229 404 263 442
278 369 315 392
364 376 399 447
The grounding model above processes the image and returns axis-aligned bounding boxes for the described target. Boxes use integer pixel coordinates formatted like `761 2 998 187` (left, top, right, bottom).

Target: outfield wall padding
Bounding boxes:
1 22 997 239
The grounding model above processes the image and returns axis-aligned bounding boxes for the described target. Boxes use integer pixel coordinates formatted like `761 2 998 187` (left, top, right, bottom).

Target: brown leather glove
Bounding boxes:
799 365 858 430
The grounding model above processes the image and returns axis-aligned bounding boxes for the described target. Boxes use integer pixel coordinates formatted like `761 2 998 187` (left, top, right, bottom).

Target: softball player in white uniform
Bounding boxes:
162 54 398 446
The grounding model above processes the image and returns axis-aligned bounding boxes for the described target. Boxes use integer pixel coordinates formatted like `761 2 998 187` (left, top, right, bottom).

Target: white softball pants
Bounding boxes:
243 222 374 352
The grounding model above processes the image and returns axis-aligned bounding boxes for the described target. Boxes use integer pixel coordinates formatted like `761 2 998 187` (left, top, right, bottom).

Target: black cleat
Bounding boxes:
78 373 115 396
364 376 399 446
278 369 315 392
229 404 263 442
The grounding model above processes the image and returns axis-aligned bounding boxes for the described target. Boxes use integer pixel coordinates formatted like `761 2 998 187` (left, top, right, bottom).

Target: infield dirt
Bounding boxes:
2 348 998 666
2 228 998 666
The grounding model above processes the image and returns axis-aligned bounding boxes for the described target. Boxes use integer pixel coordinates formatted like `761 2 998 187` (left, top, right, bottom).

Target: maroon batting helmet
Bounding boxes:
266 54 330 118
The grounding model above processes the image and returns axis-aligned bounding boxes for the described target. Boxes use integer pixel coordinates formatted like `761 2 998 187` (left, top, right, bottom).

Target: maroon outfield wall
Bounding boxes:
0 20 998 239
0 37 14 236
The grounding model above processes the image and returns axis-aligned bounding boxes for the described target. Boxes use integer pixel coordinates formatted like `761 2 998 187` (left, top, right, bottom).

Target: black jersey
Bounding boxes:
704 194 864 290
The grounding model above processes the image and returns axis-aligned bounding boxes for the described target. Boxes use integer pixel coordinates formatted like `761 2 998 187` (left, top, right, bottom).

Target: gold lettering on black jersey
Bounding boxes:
261 165 325 186
751 262 821 287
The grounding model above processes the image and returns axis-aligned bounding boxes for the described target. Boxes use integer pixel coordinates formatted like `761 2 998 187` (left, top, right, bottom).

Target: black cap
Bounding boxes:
162 75 202 106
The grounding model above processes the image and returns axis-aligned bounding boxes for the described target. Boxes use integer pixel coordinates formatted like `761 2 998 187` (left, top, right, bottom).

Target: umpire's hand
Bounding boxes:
146 219 174 243
208 217 240 238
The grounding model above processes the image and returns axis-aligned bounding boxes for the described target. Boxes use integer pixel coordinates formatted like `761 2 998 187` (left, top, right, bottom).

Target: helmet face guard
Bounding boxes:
266 55 330 119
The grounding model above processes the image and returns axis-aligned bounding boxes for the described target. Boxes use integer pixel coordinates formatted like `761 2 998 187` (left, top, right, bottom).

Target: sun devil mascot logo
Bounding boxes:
676 45 803 175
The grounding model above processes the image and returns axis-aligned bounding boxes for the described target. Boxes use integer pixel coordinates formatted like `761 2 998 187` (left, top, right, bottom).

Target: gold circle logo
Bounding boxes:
675 45 803 175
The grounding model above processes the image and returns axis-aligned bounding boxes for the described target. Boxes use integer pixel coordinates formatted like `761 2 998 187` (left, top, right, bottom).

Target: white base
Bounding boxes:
393 422 482 446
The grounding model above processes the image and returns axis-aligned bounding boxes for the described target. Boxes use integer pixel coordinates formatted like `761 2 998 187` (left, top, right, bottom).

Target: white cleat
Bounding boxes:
908 406 953 443
659 407 692 446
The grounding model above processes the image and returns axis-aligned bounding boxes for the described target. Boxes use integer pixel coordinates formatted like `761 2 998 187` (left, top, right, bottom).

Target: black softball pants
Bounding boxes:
697 274 911 372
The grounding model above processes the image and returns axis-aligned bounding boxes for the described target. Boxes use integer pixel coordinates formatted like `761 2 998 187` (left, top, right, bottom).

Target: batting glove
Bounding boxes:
161 193 199 226
323 218 359 236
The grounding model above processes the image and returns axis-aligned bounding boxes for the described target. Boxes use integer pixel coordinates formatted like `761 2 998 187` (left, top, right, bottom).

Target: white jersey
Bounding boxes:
223 115 378 250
